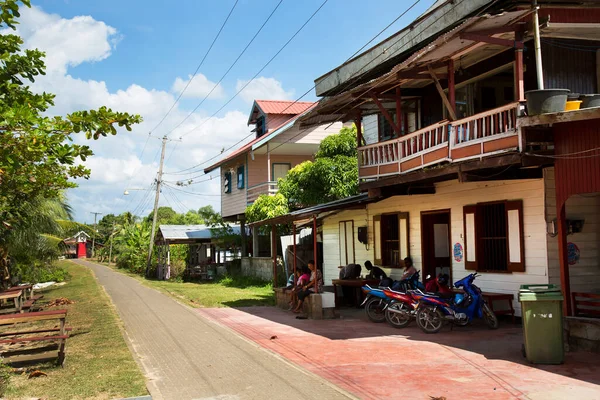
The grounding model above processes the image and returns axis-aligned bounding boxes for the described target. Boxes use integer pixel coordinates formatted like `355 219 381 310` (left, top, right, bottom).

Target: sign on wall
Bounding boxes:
567 242 580 265
453 242 463 263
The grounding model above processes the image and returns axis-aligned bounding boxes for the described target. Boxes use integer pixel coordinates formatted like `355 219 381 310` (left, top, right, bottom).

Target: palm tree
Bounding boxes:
1 195 74 285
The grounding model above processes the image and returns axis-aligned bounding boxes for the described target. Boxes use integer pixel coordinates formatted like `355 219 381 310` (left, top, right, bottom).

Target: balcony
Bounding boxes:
358 103 521 181
247 181 279 204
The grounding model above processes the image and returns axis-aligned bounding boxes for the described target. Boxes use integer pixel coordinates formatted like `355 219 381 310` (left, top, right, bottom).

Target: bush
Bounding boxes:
11 262 69 284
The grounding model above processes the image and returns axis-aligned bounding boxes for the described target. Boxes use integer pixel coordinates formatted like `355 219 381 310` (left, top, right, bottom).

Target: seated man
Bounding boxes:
338 263 361 280
364 260 387 280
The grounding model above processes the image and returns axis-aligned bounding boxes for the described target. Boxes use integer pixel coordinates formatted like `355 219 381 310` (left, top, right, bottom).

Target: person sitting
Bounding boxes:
338 263 361 280
289 266 310 310
292 260 323 313
284 270 299 291
425 273 452 295
400 257 417 281
364 260 387 280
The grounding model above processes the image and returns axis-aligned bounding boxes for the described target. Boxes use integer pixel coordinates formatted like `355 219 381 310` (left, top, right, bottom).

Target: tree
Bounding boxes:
145 207 177 225
278 125 359 209
0 1 142 283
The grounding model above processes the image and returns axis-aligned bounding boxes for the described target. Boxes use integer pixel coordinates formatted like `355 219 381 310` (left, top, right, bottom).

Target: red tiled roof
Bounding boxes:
254 100 315 115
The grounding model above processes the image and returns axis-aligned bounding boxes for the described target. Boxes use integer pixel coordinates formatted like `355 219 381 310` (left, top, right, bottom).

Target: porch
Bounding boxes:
198 306 600 399
246 181 278 204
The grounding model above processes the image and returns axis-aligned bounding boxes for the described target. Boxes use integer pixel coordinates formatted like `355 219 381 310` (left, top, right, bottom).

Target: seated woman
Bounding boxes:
288 266 310 310
292 260 323 313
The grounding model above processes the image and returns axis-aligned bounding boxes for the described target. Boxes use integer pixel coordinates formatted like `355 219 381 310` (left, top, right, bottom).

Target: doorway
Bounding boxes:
421 210 451 285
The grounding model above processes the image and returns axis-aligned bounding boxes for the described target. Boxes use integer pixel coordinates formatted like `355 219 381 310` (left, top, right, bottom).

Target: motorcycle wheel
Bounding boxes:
364 297 386 323
416 306 444 334
385 302 411 328
482 302 499 329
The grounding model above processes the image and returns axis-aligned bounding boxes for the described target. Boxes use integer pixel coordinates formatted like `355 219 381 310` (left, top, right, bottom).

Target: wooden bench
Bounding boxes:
0 309 71 365
572 292 600 317
3 284 35 301
481 292 515 324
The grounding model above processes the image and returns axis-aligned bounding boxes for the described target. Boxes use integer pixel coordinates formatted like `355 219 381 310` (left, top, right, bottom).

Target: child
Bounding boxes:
289 266 310 310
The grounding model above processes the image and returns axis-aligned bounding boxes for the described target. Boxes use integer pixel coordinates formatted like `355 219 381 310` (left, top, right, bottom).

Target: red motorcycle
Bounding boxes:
382 288 420 328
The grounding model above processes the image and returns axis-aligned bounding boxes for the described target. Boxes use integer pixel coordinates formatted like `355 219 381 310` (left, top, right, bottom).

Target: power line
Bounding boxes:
176 0 330 140
164 0 285 139
148 0 240 135
163 0 422 178
163 182 222 196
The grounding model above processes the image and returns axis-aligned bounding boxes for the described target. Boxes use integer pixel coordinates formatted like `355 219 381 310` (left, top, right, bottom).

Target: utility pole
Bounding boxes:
90 212 102 259
146 135 168 277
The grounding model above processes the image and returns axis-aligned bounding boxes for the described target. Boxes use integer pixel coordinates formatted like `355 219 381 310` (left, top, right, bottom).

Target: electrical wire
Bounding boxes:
163 182 222 196
164 0 423 177
148 0 240 135
164 0 285 138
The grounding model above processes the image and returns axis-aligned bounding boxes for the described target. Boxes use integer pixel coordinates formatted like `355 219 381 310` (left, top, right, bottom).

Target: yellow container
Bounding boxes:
565 100 582 111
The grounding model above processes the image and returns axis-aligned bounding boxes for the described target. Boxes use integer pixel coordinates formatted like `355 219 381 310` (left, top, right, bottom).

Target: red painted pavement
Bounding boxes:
197 307 600 400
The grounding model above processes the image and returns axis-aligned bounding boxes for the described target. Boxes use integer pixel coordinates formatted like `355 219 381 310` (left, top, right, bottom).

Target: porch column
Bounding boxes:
447 59 456 113
252 227 259 257
166 243 171 280
557 203 572 316
240 218 247 257
271 224 277 285
293 223 297 276
514 30 525 101
313 215 319 294
267 143 271 182
395 87 403 135
354 111 362 147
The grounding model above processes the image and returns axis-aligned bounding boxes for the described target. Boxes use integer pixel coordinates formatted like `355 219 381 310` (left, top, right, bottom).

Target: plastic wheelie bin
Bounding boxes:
518 284 564 364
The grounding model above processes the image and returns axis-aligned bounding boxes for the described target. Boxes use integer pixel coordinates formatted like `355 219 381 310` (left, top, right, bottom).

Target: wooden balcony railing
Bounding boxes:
247 181 278 204
359 102 521 180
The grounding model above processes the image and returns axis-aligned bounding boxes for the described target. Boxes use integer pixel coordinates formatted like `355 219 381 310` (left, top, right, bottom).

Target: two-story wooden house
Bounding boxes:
204 99 342 254
291 0 600 318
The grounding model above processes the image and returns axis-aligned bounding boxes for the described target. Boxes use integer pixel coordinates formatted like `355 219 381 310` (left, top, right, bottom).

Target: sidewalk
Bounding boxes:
74 260 351 400
198 306 600 400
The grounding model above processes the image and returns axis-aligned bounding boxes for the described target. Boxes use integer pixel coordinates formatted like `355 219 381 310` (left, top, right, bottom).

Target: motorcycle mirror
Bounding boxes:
426 274 431 280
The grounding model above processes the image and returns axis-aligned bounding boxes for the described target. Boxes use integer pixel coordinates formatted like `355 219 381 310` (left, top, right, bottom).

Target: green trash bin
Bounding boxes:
519 284 564 364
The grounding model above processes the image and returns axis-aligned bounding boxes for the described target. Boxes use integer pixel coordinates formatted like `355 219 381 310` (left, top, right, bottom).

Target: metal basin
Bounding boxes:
525 89 570 115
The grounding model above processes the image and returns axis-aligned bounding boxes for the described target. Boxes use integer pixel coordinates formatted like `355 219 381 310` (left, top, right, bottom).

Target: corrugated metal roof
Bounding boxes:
158 224 241 241
255 100 315 115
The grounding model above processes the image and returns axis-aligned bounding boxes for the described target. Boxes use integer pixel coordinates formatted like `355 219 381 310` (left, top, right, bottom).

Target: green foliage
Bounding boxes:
0 359 11 397
278 125 359 209
0 0 141 282
14 262 69 283
217 273 271 289
114 222 151 275
245 193 289 223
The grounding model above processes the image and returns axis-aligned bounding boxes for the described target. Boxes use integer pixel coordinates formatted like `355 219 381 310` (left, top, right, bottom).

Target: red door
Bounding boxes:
77 242 87 258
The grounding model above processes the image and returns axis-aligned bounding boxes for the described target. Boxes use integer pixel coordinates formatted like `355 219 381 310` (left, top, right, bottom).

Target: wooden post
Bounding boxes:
448 59 456 114
428 65 457 121
293 224 297 277
514 30 525 102
252 227 259 257
369 91 401 134
395 87 403 135
557 203 572 316
313 216 318 294
267 143 272 182
240 219 247 257
271 224 277 286
355 111 362 147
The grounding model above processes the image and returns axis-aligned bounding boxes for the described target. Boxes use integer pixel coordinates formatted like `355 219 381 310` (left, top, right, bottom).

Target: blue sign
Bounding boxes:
453 243 463 263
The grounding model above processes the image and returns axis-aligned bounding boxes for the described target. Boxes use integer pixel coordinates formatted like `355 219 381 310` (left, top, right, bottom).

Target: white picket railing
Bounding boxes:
358 102 520 179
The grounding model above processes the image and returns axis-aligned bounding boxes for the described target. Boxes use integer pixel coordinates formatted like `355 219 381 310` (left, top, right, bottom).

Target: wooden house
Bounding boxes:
290 0 600 318
62 231 91 259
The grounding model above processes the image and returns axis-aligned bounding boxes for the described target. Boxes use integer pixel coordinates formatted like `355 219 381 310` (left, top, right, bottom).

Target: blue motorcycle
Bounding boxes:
413 273 498 334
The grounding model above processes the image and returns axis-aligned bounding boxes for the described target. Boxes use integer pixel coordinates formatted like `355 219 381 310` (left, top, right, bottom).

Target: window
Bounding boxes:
373 212 409 267
464 200 524 272
378 111 398 142
272 163 291 182
256 116 266 138
223 172 232 193
237 165 245 189
339 221 355 266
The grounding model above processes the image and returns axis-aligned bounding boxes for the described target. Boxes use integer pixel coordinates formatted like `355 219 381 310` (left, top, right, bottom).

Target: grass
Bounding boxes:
4 260 148 400
99 261 275 308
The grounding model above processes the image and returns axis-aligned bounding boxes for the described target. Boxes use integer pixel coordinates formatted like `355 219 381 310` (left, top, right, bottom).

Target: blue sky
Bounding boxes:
22 0 436 222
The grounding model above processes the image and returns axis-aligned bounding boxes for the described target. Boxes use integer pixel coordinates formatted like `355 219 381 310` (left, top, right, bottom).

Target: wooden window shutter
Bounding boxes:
373 215 382 265
463 205 478 271
506 200 525 272
398 212 409 259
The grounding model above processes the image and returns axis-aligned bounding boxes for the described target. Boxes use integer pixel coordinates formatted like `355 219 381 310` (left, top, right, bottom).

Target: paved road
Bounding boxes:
74 260 351 400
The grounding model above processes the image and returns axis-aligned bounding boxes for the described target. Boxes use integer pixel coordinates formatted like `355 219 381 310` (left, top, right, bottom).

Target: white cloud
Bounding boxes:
171 74 224 99
16 6 119 74
13 6 250 221
235 77 294 103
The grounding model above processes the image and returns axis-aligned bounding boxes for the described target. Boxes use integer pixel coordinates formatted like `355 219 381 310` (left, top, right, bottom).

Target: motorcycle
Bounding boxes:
360 285 390 323
361 271 425 324
382 287 419 328
413 273 499 334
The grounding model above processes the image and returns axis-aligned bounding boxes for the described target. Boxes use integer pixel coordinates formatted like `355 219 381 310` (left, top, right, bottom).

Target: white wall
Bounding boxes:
545 167 600 293
322 178 550 316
